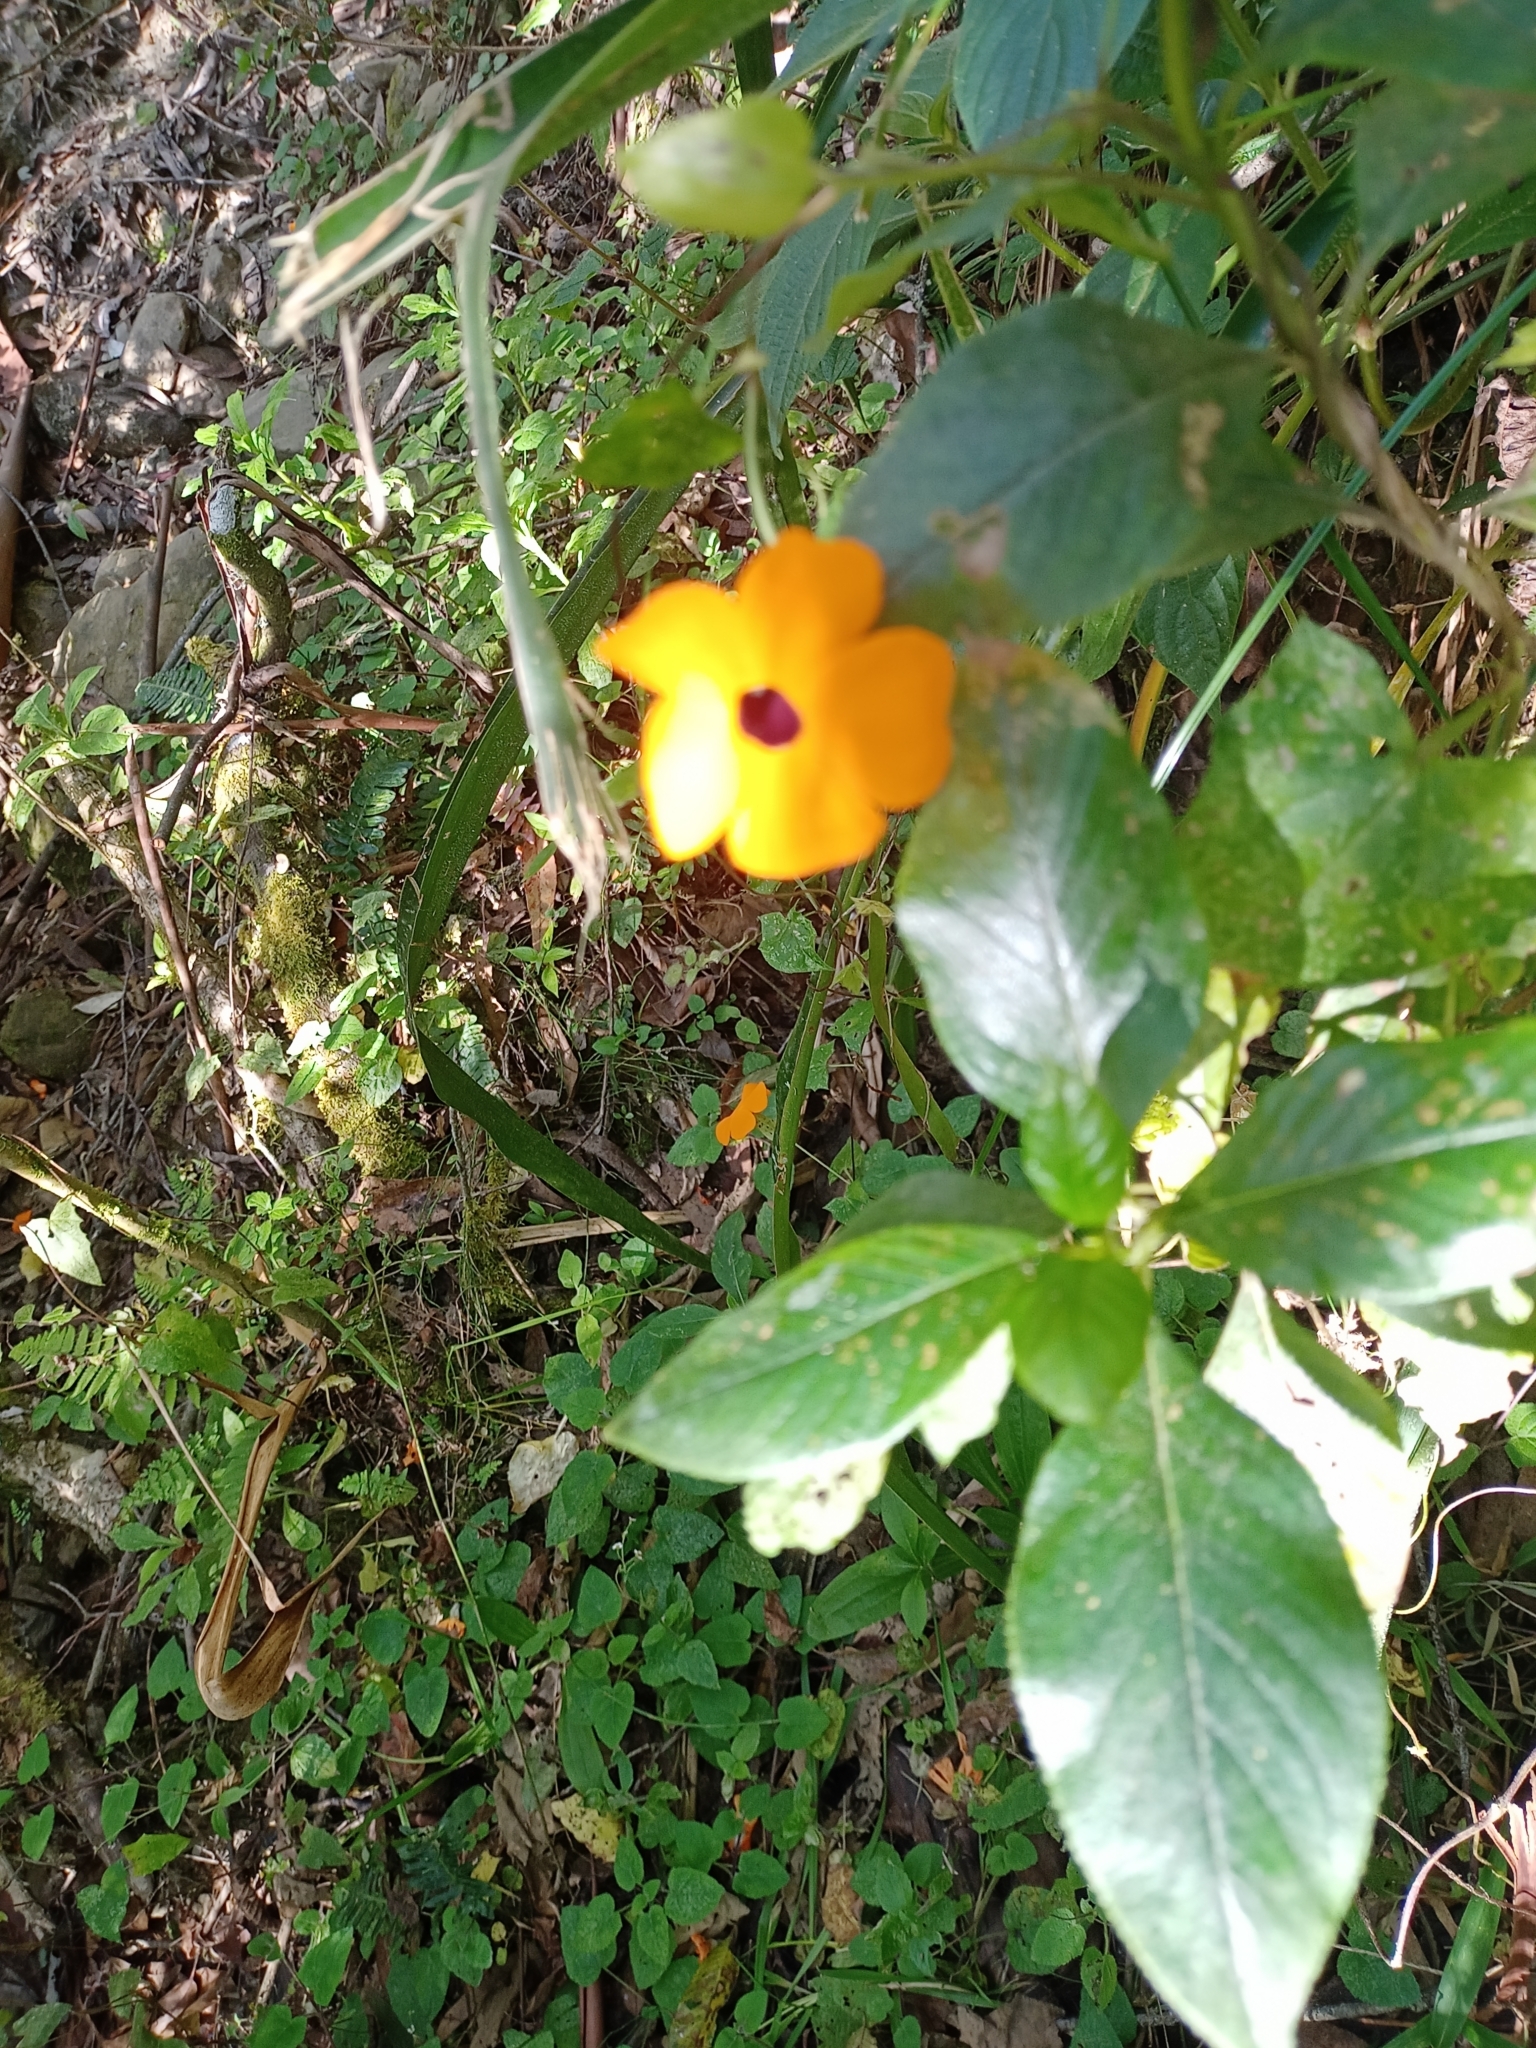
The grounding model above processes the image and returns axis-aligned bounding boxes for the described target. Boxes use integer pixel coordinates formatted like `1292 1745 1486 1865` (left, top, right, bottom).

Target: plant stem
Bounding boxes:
772 863 868 1272
884 1444 1008 1591
742 371 781 545
866 912 959 1163
1129 658 1168 762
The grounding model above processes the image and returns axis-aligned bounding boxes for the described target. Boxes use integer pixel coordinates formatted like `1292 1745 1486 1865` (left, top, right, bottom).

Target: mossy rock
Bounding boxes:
0 988 93 1081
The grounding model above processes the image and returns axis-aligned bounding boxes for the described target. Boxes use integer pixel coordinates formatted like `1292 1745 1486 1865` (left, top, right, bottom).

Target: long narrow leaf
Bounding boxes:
273 0 777 337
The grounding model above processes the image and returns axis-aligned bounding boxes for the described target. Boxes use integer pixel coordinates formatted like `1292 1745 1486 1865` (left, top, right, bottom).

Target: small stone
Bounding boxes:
240 366 328 457
10 574 70 663
122 291 195 386
198 241 245 338
53 526 220 708
172 342 242 419
0 989 94 1082
31 368 193 457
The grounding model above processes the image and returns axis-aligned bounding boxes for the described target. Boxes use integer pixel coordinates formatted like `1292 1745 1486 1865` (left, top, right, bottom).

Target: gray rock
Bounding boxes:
198 240 245 339
0 988 93 1081
173 342 242 419
122 291 195 387
241 365 329 457
31 367 193 457
53 526 221 708
10 575 70 664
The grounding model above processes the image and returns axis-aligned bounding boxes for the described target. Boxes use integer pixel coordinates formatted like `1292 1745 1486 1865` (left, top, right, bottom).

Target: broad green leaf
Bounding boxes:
843 298 1322 631
1353 79 1536 254
20 1804 54 1859
300 1924 355 2006
1134 557 1242 691
1010 1337 1386 2048
1444 178 1536 263
579 383 740 488
100 1776 139 1841
781 0 908 84
561 1884 622 1982
402 1660 450 1738
896 649 1207 1221
1385 1280 1536 1352
359 1607 411 1665
1058 589 1139 684
103 1686 138 1748
734 1848 790 1898
835 1162 1060 1242
622 97 822 238
1180 622 1536 983
248 2009 306 2048
1205 1275 1423 1636
1080 194 1224 331
12 2007 68 2048
954 0 1152 147
140 1304 240 1387
276 0 777 335
21 1201 102 1286
1267 0 1536 92
606 1224 1040 1479
388 1946 450 2040
123 1831 186 1878
759 190 895 438
78 1860 130 1942
1009 1254 1149 1425
1170 1021 1536 1305
630 1903 674 1989
804 1546 924 1641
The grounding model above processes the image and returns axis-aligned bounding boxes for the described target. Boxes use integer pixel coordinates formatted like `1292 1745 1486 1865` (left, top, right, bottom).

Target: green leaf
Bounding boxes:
758 190 895 437
17 1731 48 1784
1169 1021 1536 1305
402 1661 450 1738
12 2005 69 2048
1179 623 1536 982
21 1200 102 1285
389 1946 451 2041
100 1776 139 1841
561 1894 622 1985
1060 589 1140 684
1336 1909 1424 2009
301 1924 356 2006
1009 1254 1150 1425
1010 1337 1386 2048
606 1224 1040 1480
298 1823 354 1870
277 0 778 335
103 1685 139 1749
622 96 821 237
896 650 1207 1222
733 1848 790 1898
359 1607 411 1665
1082 196 1225 332
20 1803 54 1859
781 0 907 83
758 909 820 974
78 1860 130 1941
157 1759 195 1827
843 298 1322 632
630 1902 675 1989
775 1694 832 1748
1267 0 1536 92
1353 78 1536 255
666 1865 725 1925
123 1831 187 1877
805 1546 924 1641
1135 558 1242 691
954 0 1152 146
140 1304 240 1388
441 1902 494 1986
1204 1275 1422 1637
836 1162 1061 1242
575 1566 624 1635
546 1350 607 1431
580 382 740 488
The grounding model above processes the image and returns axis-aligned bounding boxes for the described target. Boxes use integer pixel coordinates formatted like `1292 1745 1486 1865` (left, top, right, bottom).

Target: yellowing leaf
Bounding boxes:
551 1794 621 1863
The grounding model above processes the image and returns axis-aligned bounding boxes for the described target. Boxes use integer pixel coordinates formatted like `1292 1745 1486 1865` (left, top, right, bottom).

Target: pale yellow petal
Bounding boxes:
641 671 740 860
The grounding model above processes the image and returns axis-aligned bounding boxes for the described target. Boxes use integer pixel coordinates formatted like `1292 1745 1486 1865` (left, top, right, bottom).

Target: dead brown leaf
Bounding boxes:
821 1853 862 1947
951 1994 1064 2048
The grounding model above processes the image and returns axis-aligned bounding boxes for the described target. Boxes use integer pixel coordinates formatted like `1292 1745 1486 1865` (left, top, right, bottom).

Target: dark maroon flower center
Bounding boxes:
738 687 802 748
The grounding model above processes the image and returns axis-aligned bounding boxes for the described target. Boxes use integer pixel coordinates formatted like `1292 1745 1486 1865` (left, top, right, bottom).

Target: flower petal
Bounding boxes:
641 671 740 860
598 581 757 699
839 626 955 812
735 528 885 670
726 728 886 878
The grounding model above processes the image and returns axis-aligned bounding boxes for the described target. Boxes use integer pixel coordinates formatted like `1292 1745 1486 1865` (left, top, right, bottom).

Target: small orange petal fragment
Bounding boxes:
10 1210 30 1232
715 1078 770 1145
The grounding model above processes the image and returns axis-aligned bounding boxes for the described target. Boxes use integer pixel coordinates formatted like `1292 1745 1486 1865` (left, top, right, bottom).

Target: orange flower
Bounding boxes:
715 1078 769 1145
596 528 954 879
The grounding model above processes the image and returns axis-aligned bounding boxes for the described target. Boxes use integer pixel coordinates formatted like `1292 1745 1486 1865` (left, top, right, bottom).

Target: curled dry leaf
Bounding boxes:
508 1428 579 1516
193 1366 329 1720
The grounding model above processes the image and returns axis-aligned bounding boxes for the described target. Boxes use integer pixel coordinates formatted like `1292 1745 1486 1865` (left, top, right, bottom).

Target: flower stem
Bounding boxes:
771 862 868 1273
867 912 960 1163
742 370 781 546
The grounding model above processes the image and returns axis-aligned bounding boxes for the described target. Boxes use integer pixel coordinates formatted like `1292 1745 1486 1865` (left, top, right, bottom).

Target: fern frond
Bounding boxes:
134 662 217 723
325 745 413 867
